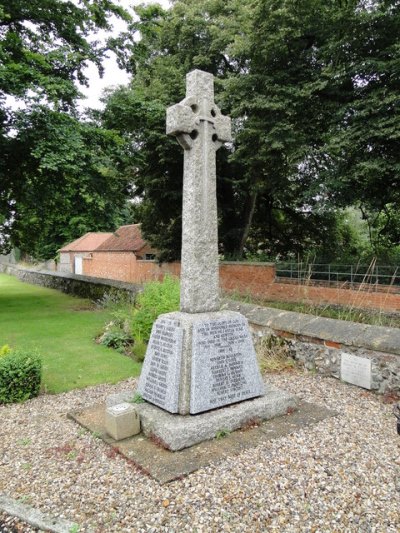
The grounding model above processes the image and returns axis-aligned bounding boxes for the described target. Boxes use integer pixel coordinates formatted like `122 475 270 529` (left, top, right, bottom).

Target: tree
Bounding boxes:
0 0 132 257
104 0 349 260
0 0 129 107
317 0 400 257
103 0 253 260
222 0 343 257
4 105 131 259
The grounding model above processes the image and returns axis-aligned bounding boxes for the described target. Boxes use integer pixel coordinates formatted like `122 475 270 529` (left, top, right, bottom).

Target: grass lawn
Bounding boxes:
0 274 141 394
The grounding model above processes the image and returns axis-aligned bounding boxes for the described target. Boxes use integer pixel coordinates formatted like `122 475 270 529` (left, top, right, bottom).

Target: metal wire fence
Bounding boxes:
276 262 400 287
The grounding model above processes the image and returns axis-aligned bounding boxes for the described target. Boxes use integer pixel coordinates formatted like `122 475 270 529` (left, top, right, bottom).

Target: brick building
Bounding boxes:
82 224 158 282
59 232 112 274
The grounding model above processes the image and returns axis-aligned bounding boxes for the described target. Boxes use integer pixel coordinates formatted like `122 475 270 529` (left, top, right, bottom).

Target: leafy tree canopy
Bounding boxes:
102 0 400 262
0 0 129 106
4 105 131 259
2 0 399 263
0 0 132 258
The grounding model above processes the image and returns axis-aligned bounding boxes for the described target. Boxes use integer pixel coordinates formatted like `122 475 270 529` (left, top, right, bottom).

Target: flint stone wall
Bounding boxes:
224 300 400 394
0 264 141 301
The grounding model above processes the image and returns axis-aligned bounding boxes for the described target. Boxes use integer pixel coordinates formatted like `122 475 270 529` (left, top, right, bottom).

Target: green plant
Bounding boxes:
0 348 42 404
215 429 231 439
69 524 80 533
18 437 32 446
0 344 11 357
99 329 132 351
131 276 180 344
133 335 147 363
131 392 145 404
256 335 296 374
67 450 78 460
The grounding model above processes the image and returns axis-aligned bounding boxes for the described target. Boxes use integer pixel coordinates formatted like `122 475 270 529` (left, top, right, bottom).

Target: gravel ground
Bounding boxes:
1 371 399 532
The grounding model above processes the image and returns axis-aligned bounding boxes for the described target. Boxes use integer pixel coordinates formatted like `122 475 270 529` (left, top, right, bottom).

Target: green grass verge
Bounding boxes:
0 274 141 394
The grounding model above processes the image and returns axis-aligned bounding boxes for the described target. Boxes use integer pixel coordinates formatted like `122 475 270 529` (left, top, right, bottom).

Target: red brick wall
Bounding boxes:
83 253 181 283
219 261 275 294
82 255 275 290
81 253 400 312
263 282 400 312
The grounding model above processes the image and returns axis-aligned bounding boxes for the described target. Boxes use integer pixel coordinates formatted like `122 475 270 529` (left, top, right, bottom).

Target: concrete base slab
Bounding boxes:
69 396 336 483
106 383 297 451
137 383 296 450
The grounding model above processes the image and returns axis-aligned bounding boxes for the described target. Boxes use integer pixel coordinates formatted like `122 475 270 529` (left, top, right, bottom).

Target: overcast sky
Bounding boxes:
80 0 171 110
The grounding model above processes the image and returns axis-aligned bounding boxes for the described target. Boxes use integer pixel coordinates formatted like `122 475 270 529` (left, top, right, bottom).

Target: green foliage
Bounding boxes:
99 329 132 352
3 106 131 259
131 392 145 404
0 0 133 259
131 276 180 344
96 276 180 362
255 335 296 374
2 0 399 262
102 0 254 261
102 0 400 263
0 348 42 404
314 0 400 258
133 336 148 363
0 344 11 357
215 429 231 439
0 0 130 106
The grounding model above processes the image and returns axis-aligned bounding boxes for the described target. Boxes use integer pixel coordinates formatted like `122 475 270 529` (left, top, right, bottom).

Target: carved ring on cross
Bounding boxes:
166 95 232 151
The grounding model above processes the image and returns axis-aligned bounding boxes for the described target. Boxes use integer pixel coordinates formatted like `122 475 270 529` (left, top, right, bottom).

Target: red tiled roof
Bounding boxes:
96 224 149 252
59 233 113 252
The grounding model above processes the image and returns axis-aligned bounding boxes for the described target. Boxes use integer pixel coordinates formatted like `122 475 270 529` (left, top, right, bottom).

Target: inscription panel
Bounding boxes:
341 352 372 390
190 315 264 413
137 317 183 413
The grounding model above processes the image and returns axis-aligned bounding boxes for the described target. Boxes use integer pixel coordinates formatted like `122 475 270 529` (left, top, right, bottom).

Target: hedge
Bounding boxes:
0 349 42 404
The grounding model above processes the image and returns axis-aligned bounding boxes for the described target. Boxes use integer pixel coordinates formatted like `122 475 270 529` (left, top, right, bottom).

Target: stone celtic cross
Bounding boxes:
138 70 266 420
166 70 232 313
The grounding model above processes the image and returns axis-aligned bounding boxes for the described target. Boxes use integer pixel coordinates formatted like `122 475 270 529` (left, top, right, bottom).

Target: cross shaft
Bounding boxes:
166 70 232 313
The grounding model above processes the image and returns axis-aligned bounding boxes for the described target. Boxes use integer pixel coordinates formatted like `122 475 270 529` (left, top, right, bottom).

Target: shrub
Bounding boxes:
99 329 132 351
0 349 42 404
131 276 180 344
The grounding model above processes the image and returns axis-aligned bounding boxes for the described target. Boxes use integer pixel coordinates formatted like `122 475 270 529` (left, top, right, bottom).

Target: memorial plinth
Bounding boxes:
138 310 264 414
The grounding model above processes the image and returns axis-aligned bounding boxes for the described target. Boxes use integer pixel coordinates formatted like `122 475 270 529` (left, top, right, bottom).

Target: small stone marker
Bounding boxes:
105 403 140 441
137 69 265 415
341 352 372 390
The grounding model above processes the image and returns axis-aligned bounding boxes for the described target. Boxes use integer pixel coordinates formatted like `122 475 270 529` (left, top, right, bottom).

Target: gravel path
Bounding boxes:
1 372 399 532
